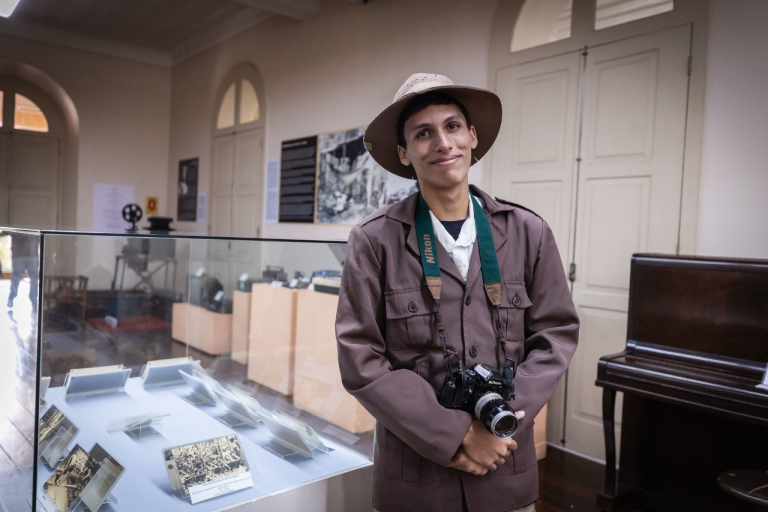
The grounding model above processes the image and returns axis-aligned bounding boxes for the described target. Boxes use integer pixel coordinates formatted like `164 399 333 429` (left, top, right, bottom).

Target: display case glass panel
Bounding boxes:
0 228 372 512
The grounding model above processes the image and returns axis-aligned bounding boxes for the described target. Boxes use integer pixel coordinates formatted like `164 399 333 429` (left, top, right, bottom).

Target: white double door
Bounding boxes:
208 128 264 293
491 25 691 459
0 132 59 229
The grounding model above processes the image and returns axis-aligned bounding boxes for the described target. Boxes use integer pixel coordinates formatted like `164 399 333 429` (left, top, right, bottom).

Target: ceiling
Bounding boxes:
2 0 322 61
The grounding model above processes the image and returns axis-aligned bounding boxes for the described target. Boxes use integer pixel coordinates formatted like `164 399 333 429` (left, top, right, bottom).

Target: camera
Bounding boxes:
439 362 518 438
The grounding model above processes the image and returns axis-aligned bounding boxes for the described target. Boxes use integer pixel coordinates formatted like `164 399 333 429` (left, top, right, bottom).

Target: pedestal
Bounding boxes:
294 290 375 434
172 303 232 355
232 290 252 365
247 284 296 395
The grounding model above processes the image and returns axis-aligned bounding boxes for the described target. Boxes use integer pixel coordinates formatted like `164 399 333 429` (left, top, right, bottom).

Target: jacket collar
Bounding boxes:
390 185 515 282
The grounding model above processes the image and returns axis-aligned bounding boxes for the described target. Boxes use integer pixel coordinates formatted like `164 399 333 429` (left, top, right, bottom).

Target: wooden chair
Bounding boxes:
44 276 89 323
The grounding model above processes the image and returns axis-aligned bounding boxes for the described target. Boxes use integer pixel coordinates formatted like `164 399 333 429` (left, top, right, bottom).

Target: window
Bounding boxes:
511 0 572 53
14 94 49 132
596 0 674 30
216 79 260 131
239 80 259 124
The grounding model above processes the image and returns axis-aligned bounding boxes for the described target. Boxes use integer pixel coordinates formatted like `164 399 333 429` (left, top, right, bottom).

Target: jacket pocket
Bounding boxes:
384 287 436 351
383 429 449 482
494 424 536 476
499 281 532 341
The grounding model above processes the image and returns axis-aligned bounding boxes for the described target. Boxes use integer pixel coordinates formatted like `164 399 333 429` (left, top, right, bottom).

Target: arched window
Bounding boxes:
14 93 49 132
215 78 261 131
511 0 674 52
0 90 49 132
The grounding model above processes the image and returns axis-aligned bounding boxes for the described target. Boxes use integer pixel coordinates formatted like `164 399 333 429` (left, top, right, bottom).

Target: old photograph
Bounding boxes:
315 127 418 225
79 444 124 511
39 405 76 447
43 444 100 512
163 435 249 496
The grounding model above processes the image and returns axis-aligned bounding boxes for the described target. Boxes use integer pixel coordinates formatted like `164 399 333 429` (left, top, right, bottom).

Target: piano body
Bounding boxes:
596 254 768 511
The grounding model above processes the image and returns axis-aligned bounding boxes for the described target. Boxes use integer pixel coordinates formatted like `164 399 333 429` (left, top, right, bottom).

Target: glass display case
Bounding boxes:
0 228 373 512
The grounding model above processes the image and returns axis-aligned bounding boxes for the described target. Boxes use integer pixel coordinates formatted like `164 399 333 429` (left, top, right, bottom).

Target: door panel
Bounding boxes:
0 134 8 226
9 133 59 229
565 25 690 459
493 52 581 270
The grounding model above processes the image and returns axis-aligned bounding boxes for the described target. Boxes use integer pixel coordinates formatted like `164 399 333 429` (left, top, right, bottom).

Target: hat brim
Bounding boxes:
364 85 502 179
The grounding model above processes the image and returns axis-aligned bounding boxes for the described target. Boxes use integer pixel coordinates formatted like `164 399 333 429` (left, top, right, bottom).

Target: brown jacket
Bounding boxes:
336 186 579 512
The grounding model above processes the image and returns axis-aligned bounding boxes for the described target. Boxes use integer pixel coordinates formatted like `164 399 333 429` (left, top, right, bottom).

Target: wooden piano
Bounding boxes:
596 254 768 512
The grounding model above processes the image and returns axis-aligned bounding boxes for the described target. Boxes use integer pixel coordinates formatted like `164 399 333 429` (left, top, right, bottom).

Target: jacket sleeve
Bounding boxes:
336 225 472 467
513 219 579 420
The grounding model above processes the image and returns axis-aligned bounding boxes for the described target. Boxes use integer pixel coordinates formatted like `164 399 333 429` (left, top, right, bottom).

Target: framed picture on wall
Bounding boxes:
315 127 418 225
177 158 199 221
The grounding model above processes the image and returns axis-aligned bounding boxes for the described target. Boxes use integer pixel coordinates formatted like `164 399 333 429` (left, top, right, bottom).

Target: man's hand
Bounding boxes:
447 447 490 476
460 410 525 470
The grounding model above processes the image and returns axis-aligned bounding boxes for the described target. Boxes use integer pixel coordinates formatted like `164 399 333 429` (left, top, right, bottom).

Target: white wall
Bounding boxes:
168 0 498 242
697 0 768 259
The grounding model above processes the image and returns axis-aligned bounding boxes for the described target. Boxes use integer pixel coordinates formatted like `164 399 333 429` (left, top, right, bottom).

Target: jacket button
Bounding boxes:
512 294 522 307
465 296 471 306
469 345 478 358
407 302 418 313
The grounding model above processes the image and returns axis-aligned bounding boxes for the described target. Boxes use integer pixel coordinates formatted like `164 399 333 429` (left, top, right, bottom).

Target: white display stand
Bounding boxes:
36 378 371 511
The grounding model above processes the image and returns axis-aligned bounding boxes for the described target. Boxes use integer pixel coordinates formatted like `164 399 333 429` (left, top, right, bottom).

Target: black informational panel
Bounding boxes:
279 136 318 223
177 158 199 221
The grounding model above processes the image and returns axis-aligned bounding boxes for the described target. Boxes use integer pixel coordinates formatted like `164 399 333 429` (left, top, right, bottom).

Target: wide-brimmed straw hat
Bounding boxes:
364 73 502 179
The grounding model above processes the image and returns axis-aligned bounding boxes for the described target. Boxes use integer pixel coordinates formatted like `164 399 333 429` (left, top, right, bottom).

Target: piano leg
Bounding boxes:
602 388 618 498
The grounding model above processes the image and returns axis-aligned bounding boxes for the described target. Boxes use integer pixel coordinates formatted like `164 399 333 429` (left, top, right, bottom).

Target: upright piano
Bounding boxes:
596 254 768 511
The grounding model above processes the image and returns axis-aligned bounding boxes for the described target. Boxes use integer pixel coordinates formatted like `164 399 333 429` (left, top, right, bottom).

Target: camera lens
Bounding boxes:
473 392 518 438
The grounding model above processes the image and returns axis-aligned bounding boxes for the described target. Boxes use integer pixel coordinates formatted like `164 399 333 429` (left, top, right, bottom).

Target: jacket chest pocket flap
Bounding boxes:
384 288 436 351
501 281 532 341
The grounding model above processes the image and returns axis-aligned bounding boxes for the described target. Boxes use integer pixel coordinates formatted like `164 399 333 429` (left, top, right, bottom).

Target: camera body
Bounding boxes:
439 362 518 438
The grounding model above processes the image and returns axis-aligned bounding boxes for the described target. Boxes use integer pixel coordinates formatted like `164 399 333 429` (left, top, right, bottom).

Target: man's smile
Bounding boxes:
432 155 461 165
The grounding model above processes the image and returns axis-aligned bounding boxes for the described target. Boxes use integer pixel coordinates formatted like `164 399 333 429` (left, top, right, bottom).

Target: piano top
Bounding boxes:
626 253 768 364
597 253 768 425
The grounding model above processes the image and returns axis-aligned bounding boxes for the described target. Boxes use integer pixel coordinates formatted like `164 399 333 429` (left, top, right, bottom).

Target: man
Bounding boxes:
336 74 579 512
1 230 39 309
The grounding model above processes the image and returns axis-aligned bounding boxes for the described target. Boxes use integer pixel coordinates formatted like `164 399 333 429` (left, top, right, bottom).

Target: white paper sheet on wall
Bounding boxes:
265 158 279 224
92 183 135 232
197 192 208 223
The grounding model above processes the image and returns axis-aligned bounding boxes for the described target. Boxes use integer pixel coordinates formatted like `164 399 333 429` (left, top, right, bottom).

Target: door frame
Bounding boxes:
486 0 708 452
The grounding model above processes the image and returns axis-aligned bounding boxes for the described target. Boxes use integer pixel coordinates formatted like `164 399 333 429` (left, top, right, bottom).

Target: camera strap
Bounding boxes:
414 193 512 369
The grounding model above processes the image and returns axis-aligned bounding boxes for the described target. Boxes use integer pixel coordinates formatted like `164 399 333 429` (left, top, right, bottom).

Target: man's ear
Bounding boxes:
469 125 478 150
397 145 411 166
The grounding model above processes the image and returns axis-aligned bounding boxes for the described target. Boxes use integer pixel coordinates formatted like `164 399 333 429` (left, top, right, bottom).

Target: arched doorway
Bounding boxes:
207 63 266 293
0 76 64 229
487 0 707 459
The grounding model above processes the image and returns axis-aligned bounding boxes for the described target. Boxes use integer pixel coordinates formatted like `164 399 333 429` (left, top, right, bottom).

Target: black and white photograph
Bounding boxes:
163 435 249 496
39 405 75 447
315 127 418 225
79 444 124 511
177 157 199 221
43 444 100 512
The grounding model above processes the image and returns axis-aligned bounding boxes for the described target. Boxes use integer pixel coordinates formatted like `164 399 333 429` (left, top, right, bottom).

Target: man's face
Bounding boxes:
397 103 478 194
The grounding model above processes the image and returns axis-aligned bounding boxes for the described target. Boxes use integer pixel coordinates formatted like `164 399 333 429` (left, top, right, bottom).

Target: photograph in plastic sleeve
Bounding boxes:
43 444 100 512
163 435 249 496
39 405 75 445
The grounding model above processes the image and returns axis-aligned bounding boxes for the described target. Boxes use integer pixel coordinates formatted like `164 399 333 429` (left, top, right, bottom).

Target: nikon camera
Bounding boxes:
439 362 518 438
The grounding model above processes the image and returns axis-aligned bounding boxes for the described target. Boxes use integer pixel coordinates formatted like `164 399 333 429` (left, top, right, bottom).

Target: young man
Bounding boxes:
336 74 579 512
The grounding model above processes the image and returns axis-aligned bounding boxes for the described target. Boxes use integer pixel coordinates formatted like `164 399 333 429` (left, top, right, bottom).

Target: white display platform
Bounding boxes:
37 378 371 511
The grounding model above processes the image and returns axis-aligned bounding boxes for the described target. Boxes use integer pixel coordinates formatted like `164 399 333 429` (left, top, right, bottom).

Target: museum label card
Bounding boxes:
188 471 254 504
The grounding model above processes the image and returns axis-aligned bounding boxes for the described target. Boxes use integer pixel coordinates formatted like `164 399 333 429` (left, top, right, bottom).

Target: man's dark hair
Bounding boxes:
397 91 472 148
